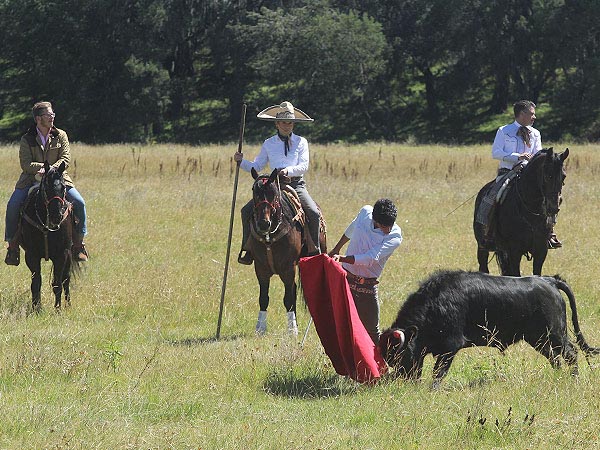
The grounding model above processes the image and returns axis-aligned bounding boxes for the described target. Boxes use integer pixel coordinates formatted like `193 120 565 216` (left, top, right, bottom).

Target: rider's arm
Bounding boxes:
284 136 309 177
239 141 269 173
491 127 520 165
19 136 44 175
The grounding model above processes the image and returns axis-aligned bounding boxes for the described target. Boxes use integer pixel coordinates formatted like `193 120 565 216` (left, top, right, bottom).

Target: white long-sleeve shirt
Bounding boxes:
492 121 542 170
342 206 403 279
240 133 309 177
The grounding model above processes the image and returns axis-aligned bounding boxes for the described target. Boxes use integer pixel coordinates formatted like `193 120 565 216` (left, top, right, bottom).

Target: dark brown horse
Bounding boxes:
20 161 77 311
474 148 569 276
248 168 326 334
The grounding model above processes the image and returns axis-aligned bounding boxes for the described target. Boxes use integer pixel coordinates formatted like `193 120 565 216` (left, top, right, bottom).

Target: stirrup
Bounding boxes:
238 250 253 265
5 247 20 266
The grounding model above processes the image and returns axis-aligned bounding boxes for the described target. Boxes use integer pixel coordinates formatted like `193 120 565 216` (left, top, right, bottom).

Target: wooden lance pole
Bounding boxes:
216 103 247 339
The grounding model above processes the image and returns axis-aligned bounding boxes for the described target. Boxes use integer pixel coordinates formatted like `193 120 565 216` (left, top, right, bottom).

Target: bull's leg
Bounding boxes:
25 253 42 312
561 340 579 376
535 340 561 369
477 247 490 273
431 351 457 388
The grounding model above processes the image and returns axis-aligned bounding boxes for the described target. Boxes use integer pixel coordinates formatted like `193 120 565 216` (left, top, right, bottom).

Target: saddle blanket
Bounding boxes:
299 254 388 383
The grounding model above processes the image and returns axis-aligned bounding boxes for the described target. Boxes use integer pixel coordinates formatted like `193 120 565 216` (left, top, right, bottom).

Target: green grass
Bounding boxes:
1 142 599 448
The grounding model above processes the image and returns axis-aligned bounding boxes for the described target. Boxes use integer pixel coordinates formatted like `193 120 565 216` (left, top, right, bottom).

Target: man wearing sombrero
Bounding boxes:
234 101 321 267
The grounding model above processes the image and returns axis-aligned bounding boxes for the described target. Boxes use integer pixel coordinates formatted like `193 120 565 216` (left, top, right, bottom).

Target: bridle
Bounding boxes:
35 173 70 232
252 176 284 240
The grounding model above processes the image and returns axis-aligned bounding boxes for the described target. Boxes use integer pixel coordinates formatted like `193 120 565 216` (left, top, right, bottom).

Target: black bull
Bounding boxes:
379 271 599 388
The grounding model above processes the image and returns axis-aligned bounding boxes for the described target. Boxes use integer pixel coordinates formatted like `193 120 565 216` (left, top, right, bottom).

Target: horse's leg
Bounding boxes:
532 248 548 276
280 267 298 336
254 262 271 334
505 251 522 277
477 247 490 273
25 253 42 312
51 258 64 309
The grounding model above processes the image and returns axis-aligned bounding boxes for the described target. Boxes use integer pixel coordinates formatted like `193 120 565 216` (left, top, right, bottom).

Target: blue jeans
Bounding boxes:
4 186 87 241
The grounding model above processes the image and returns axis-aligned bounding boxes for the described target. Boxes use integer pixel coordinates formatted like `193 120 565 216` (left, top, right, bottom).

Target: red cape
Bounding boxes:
299 254 388 383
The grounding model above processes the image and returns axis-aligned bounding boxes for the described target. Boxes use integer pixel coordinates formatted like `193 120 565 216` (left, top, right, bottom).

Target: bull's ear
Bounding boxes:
405 325 419 342
251 168 259 180
560 148 569 161
269 168 279 184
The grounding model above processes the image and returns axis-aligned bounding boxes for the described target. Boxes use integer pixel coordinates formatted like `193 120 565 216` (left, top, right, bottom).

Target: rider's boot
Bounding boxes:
256 310 267 335
72 233 89 262
4 239 20 266
548 232 562 249
238 213 253 265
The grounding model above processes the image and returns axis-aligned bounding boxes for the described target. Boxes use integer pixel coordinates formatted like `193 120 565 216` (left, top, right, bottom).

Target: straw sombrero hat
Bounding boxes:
256 101 314 123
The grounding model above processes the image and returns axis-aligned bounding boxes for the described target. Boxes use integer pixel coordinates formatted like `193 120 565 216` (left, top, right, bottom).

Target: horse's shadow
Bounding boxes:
166 333 246 347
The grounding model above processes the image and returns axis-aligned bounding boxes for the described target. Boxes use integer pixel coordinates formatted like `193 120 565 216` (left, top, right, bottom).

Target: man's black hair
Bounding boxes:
373 198 397 227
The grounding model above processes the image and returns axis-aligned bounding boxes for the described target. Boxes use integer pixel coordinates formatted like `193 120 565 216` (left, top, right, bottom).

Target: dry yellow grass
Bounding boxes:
0 142 599 448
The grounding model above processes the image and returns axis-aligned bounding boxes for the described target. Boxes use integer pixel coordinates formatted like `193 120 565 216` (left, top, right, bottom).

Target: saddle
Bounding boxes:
279 185 326 254
476 164 524 244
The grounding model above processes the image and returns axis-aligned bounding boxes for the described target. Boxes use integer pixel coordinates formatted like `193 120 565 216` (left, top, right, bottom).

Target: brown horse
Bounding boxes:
474 148 568 276
20 161 77 311
248 168 326 335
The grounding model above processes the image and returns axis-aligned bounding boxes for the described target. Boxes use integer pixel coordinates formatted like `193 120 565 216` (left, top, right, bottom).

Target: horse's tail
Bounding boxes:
549 275 600 356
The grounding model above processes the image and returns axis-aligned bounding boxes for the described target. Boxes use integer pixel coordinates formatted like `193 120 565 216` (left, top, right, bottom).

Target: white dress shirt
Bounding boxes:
492 121 542 170
342 206 403 279
240 133 309 177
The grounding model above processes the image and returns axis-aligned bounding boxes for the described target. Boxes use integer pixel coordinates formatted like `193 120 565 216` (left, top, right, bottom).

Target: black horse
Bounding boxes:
248 168 326 334
474 148 569 276
20 161 77 311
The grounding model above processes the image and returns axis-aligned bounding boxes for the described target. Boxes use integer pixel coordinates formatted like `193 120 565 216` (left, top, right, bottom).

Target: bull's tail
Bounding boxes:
551 275 600 356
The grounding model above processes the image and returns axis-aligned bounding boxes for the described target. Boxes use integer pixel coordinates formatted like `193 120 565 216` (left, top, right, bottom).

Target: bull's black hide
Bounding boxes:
379 270 599 388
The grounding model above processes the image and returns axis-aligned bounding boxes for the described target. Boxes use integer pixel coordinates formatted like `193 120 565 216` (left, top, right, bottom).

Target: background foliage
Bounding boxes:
0 0 599 144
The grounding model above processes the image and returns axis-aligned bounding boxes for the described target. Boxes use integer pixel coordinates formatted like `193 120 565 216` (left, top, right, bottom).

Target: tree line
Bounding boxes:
0 0 598 144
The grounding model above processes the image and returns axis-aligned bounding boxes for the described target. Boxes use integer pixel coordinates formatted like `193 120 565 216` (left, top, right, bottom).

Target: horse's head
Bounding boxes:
251 168 281 235
540 148 568 215
524 148 569 216
40 160 69 228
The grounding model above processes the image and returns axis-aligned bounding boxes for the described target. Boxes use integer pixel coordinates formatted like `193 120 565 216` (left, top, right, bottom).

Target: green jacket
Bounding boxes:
16 125 75 189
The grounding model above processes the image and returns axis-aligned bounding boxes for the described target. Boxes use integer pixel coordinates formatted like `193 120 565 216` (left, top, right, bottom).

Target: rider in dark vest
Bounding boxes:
4 101 89 266
234 101 321 266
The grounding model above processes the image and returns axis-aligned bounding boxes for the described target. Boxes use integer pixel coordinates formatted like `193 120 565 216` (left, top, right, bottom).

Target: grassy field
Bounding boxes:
1 141 599 449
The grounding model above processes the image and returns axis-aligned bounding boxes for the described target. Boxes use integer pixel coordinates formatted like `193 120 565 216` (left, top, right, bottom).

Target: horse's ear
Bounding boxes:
560 148 569 161
58 161 66 174
251 168 259 180
43 160 50 172
546 147 553 156
269 169 279 184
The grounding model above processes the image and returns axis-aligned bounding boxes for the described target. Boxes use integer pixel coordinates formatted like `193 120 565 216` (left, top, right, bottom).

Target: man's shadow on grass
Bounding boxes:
263 369 358 399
